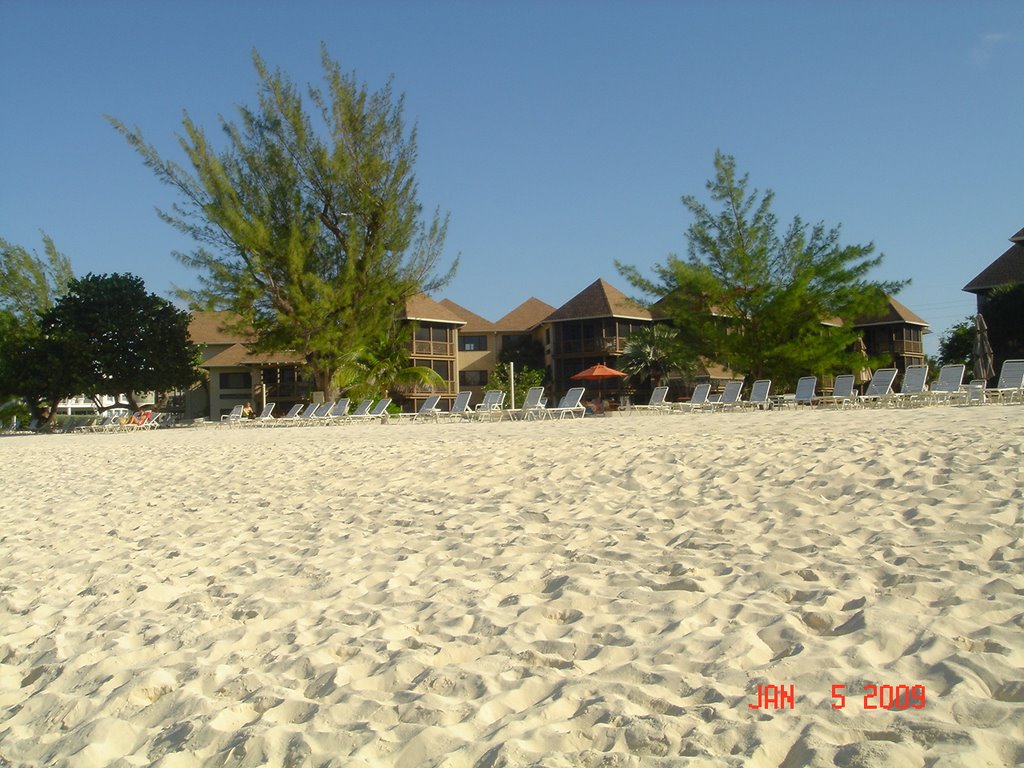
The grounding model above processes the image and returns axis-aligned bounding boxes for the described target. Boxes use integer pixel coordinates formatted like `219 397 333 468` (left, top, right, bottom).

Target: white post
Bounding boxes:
509 361 515 410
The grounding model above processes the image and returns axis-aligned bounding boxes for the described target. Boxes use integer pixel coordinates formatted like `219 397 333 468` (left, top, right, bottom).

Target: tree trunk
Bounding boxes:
311 366 337 402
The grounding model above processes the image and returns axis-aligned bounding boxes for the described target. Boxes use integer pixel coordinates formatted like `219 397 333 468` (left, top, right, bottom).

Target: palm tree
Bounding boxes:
334 324 444 402
619 324 694 388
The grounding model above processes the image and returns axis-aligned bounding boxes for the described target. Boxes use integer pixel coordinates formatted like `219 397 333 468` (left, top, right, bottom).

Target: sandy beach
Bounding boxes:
1 405 1021 767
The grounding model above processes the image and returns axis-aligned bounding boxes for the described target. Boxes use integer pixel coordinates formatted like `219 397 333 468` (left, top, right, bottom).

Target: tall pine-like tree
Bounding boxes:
109 46 455 398
619 152 905 387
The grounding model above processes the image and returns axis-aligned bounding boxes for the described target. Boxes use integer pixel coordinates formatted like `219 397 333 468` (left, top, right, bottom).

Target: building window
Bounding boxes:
459 335 488 352
432 359 452 380
459 370 488 387
219 371 252 390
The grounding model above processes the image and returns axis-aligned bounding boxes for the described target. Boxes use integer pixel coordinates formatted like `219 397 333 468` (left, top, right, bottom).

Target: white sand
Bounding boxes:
0 405 1022 767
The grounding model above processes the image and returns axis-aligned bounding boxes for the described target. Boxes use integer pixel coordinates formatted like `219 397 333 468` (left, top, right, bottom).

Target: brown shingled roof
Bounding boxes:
188 311 255 344
854 296 929 328
546 278 653 322
963 228 1024 293
401 293 466 325
438 299 496 332
493 297 557 332
200 343 305 368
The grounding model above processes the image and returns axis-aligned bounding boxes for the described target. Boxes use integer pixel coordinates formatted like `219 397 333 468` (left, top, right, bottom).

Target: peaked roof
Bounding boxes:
439 299 496 332
200 343 304 368
400 293 466 325
854 296 929 328
546 278 653 322
189 311 254 344
963 226 1024 293
494 297 557 332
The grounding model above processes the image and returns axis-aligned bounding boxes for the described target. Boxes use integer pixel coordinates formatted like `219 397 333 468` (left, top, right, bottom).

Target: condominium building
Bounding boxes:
184 277 930 418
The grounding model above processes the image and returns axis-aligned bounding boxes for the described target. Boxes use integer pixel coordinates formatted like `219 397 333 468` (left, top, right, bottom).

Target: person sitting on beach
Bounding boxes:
120 410 149 427
585 396 606 415
241 401 255 419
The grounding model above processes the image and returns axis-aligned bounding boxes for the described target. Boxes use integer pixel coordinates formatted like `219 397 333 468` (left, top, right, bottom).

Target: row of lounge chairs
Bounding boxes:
810 361 1024 408
1 409 176 435
84 409 171 431
624 359 1024 413
220 398 393 426
218 386 590 427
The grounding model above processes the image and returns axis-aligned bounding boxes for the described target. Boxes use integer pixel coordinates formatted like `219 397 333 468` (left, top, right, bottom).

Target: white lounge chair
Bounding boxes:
986 359 1024 404
350 398 391 422
629 386 670 415
288 402 321 425
344 399 373 422
442 391 473 421
673 383 712 413
926 365 965 405
741 379 772 410
473 390 505 421
545 387 586 419
392 394 442 422
504 386 545 421
95 408 131 432
140 412 167 430
817 375 855 409
305 401 336 424
964 379 987 406
273 403 306 426
86 411 119 432
220 404 244 425
711 380 744 411
857 368 898 407
323 398 351 424
246 402 277 426
890 365 929 407
793 376 817 407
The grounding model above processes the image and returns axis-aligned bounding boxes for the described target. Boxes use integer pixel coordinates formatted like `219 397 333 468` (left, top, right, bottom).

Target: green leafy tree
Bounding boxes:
618 151 905 387
334 322 444 403
109 46 456 399
0 316 82 428
937 316 974 369
44 273 201 411
0 234 75 425
618 324 694 388
488 363 545 409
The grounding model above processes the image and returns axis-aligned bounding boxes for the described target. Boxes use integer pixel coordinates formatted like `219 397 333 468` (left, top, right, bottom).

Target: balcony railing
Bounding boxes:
412 340 454 357
554 336 625 355
264 382 309 399
892 340 924 355
876 339 924 356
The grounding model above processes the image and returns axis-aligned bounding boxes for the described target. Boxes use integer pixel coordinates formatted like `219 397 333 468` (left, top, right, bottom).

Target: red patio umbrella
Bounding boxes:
571 363 627 407
570 363 628 381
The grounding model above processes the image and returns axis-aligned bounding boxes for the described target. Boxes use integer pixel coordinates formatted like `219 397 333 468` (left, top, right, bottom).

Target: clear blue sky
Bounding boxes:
3 1 1022 355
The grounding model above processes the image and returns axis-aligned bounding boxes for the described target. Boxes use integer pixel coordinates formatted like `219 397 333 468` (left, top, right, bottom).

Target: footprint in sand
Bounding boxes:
992 681 1024 703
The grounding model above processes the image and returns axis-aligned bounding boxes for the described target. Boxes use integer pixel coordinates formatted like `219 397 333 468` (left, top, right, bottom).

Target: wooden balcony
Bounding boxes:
554 336 625 356
263 382 309 400
893 340 924 355
411 340 455 357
